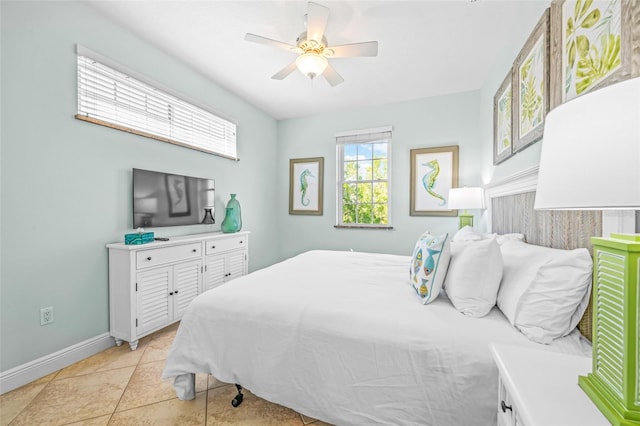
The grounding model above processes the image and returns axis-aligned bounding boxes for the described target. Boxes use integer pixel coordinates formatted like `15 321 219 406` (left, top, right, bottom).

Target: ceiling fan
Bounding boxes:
245 2 378 87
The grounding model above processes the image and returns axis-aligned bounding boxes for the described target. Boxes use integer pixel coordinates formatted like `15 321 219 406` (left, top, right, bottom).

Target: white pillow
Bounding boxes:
444 237 503 317
409 232 450 304
452 226 484 242
495 233 525 245
452 226 524 245
498 240 592 344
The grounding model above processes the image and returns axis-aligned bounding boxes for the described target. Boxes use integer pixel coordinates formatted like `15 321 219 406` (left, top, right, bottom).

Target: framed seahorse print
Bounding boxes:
289 157 324 215
409 146 459 217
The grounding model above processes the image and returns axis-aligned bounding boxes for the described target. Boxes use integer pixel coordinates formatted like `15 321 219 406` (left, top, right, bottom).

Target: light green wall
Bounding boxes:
479 1 552 185
1 0 553 374
0 1 279 372
277 91 482 260
275 0 552 257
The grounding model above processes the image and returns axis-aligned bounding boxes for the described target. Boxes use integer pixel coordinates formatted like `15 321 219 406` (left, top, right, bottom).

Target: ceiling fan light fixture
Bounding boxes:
296 52 328 79
246 2 378 86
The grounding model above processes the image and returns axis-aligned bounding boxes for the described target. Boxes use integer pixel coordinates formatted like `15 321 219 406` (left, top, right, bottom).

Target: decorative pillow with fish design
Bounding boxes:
409 232 451 304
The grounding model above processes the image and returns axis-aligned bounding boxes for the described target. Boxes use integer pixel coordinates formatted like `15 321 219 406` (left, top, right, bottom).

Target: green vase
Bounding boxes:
226 194 242 231
221 207 238 233
221 194 242 233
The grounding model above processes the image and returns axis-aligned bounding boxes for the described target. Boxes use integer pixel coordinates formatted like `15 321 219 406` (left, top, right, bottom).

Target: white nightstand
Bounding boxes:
490 343 608 426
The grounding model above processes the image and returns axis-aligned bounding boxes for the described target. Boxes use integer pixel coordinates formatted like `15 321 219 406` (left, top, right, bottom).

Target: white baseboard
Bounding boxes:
0 333 114 395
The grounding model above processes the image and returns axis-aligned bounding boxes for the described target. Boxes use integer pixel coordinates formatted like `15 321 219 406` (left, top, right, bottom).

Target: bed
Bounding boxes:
162 166 600 426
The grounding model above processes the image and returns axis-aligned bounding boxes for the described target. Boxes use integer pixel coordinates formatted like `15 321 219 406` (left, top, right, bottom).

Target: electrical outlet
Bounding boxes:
40 306 54 326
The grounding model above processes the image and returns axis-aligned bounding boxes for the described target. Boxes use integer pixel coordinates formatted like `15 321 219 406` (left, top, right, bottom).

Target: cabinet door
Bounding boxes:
204 255 226 292
173 260 201 319
226 250 246 282
136 266 173 336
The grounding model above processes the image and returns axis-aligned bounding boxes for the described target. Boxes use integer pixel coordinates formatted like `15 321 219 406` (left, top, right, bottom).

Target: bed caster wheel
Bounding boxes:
231 384 244 407
231 394 243 407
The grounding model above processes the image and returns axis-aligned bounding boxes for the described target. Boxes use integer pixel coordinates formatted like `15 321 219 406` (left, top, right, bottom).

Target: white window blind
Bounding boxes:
76 50 237 160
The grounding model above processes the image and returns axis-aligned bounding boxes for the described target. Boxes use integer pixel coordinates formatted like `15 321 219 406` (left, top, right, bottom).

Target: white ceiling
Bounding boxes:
85 0 543 120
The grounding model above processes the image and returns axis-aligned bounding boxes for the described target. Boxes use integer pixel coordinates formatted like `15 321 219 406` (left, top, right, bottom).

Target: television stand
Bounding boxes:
107 231 249 349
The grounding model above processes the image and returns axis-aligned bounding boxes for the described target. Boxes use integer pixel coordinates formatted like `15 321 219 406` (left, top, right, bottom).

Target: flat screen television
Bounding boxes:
132 168 215 228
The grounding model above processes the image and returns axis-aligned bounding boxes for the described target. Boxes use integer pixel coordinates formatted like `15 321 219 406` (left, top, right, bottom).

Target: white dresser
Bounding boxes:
490 343 608 426
107 231 249 350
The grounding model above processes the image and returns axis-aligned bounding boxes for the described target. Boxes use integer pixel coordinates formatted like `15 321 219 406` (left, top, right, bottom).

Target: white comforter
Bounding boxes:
162 250 591 426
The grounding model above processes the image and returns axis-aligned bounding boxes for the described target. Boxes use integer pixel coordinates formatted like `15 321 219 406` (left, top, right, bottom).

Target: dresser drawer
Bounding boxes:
136 243 201 269
497 377 515 426
205 236 246 255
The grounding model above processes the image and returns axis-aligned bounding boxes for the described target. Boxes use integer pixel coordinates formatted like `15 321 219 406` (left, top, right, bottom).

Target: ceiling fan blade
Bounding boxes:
328 41 378 58
245 33 298 52
322 64 344 87
307 2 330 45
271 61 298 80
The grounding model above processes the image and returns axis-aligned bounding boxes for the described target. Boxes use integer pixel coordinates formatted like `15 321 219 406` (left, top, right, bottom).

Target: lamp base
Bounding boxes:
458 214 473 229
581 234 640 426
579 374 640 425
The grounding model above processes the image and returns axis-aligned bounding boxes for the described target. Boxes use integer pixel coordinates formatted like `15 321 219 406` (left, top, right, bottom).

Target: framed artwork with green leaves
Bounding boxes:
493 70 514 165
550 0 640 109
513 8 550 153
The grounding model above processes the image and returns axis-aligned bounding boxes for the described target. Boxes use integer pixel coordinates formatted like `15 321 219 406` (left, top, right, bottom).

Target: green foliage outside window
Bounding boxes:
340 142 389 225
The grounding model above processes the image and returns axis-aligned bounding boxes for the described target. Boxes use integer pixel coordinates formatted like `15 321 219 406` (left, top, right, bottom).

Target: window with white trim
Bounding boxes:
76 46 237 160
336 127 392 228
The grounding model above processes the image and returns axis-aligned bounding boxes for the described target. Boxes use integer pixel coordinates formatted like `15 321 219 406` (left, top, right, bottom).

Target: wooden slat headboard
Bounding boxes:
491 192 602 253
485 166 601 341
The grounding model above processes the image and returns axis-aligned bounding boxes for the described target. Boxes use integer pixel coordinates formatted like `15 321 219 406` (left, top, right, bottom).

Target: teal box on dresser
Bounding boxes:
124 232 155 245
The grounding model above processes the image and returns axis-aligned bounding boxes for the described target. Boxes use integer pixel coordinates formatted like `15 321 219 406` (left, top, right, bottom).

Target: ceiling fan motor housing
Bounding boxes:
296 31 333 57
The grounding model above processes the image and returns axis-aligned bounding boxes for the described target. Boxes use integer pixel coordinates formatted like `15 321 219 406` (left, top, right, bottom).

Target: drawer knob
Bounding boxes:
169 291 174 295
211 245 216 249
192 249 197 253
147 256 152 261
239 240 243 244
500 400 512 413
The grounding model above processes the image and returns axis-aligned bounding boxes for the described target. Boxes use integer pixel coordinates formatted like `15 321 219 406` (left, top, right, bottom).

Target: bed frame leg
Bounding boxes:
231 384 244 407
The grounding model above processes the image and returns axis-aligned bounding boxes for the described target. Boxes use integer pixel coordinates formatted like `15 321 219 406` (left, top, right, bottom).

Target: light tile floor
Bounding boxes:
0 323 331 425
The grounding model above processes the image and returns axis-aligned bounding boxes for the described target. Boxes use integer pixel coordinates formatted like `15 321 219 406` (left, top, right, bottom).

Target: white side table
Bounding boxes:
490 343 608 426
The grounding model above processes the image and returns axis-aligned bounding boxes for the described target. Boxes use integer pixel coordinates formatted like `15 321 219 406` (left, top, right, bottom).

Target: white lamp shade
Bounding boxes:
296 53 328 79
535 77 640 210
447 187 486 210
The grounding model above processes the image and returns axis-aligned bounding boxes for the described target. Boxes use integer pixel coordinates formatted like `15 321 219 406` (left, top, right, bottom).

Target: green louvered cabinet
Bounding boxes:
579 233 640 426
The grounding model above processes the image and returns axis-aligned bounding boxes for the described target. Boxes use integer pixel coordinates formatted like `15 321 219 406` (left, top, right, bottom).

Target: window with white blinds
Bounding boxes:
336 126 392 228
76 50 237 160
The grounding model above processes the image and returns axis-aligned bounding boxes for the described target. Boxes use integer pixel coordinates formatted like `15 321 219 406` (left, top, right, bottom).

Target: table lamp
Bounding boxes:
447 187 485 229
534 76 640 426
